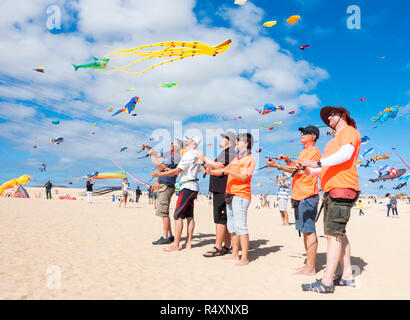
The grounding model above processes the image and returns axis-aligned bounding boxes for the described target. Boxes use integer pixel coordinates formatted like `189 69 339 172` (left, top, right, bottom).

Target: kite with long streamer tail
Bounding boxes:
103 39 232 75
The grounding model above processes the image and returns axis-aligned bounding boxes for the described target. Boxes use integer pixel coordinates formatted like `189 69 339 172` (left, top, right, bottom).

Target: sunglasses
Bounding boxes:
301 131 312 135
329 111 342 117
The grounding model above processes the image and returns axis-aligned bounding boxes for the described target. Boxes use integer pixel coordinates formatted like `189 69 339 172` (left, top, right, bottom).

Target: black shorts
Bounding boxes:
174 189 198 220
213 192 227 224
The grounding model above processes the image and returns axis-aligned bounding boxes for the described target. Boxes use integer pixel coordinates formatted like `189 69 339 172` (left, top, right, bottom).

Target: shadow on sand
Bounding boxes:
313 253 368 273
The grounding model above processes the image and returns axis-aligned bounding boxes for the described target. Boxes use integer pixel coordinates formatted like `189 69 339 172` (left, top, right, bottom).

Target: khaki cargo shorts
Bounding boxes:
155 184 175 217
323 192 357 236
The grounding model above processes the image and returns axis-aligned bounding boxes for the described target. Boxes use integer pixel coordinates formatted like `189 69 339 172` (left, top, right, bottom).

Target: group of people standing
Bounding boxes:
383 193 399 217
146 105 365 294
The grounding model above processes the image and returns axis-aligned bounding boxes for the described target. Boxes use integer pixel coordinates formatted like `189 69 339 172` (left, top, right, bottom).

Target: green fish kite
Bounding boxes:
72 57 110 71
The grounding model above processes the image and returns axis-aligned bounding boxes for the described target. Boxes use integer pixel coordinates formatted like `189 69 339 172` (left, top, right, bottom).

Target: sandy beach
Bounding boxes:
0 187 409 300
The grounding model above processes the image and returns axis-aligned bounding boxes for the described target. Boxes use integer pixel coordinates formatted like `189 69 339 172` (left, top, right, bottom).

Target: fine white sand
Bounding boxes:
0 187 409 299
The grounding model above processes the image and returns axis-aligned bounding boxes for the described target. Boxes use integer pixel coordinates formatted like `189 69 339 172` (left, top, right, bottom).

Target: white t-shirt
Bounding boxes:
122 183 129 192
177 149 201 192
382 197 390 205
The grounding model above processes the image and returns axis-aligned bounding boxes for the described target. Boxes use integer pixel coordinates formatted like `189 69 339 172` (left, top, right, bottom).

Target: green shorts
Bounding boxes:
323 192 357 236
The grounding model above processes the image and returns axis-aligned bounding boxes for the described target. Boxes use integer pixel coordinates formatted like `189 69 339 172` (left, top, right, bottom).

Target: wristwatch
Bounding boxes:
317 161 322 167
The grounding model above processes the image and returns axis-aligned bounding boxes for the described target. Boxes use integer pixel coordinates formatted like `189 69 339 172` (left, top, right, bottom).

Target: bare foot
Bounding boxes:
223 255 240 260
293 265 306 272
235 260 249 266
181 242 191 250
163 245 180 252
293 267 316 276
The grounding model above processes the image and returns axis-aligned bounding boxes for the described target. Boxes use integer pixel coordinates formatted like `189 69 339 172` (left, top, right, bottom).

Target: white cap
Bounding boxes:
185 135 201 146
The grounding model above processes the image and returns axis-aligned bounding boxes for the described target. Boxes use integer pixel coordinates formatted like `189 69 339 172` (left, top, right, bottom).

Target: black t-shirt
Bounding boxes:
136 188 142 195
86 183 93 191
209 146 236 193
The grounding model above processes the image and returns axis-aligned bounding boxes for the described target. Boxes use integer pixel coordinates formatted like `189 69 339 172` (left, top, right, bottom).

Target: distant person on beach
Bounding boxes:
266 125 321 276
152 179 159 210
119 178 129 208
203 131 236 258
44 180 53 199
145 139 182 245
383 193 391 217
147 186 153 204
135 186 142 203
298 106 360 294
358 200 364 215
206 133 256 266
274 174 290 226
86 180 94 204
390 196 399 217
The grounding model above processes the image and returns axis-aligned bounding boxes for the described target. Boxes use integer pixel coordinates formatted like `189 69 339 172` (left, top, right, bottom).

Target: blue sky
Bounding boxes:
0 0 409 195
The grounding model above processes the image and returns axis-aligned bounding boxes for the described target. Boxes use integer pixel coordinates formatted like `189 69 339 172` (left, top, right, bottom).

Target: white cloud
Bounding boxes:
0 0 329 174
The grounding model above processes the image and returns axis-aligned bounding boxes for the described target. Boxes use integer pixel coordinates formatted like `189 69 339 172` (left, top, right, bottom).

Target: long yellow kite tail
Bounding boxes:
115 56 187 75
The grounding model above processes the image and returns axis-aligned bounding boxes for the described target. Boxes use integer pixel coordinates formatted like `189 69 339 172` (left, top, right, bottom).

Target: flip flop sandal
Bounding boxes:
203 247 224 258
222 246 232 255
302 279 335 294
333 275 356 287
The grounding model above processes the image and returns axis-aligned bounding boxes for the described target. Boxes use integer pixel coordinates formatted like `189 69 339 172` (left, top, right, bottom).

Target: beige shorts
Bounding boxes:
155 185 175 217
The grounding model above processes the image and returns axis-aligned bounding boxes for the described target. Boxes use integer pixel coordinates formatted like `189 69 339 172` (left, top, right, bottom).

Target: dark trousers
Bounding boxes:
391 206 398 216
136 195 141 203
46 190 52 199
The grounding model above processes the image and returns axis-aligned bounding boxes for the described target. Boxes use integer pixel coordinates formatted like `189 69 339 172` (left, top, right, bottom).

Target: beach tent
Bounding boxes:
13 185 30 198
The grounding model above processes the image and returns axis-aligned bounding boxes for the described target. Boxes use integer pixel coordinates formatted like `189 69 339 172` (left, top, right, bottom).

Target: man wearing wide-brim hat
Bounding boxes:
297 106 361 293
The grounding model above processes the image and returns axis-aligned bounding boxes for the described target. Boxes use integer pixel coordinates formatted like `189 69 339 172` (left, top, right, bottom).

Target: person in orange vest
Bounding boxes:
298 106 361 293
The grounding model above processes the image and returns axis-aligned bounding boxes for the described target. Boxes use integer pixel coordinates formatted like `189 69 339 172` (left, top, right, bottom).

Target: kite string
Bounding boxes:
110 158 151 187
392 149 410 170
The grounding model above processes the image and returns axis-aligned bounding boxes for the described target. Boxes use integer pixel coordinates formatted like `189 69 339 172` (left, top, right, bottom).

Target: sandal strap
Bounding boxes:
303 279 334 293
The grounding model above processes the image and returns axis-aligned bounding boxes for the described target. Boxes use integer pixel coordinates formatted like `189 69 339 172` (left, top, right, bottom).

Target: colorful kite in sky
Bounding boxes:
120 147 127 152
361 148 374 158
112 96 140 117
263 21 277 27
287 15 301 24
103 39 232 75
160 82 178 88
372 106 399 125
370 153 392 163
51 137 64 144
51 120 60 125
361 136 371 144
255 104 285 115
33 67 45 73
369 168 406 182
300 45 310 51
73 57 109 71
260 121 282 128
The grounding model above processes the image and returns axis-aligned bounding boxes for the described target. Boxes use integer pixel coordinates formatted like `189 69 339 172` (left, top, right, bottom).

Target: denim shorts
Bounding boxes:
226 196 251 236
292 195 319 234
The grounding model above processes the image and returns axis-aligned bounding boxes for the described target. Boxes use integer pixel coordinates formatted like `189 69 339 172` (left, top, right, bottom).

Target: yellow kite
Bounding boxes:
263 21 277 27
104 39 232 75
